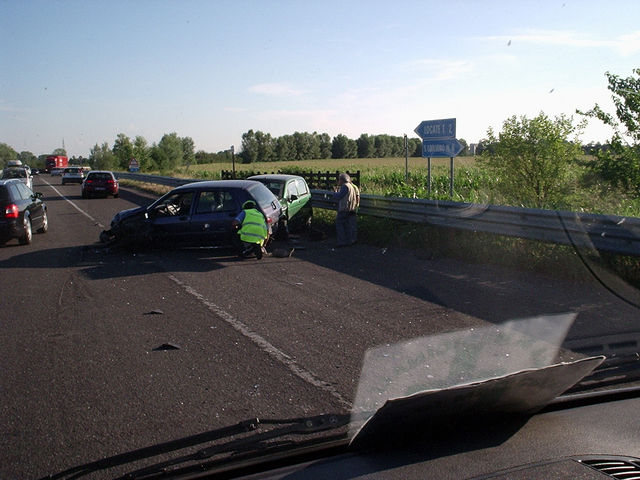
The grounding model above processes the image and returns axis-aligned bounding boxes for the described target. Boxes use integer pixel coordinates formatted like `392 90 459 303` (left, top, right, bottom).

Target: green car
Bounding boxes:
248 174 312 235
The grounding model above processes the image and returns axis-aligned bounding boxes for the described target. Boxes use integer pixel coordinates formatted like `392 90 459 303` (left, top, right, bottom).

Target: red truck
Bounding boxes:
45 155 68 173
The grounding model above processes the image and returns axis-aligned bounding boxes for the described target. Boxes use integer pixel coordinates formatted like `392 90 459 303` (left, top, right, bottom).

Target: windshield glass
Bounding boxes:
1 1 639 479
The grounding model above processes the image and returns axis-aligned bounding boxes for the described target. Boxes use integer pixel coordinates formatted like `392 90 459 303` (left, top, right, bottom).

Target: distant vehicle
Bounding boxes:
248 174 313 234
0 178 48 245
6 160 23 167
45 155 68 173
82 171 119 198
61 166 84 185
101 180 281 249
1 167 32 190
50 167 63 177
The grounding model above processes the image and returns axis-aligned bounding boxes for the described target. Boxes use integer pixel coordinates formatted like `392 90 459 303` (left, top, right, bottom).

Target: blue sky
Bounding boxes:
1 0 639 157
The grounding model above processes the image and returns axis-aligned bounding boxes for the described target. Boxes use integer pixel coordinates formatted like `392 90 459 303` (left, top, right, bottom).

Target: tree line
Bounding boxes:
240 130 470 163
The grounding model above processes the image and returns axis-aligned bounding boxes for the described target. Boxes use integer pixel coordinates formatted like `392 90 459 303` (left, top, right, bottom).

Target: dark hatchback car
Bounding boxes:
82 170 119 198
102 180 281 248
248 174 313 234
0 178 48 245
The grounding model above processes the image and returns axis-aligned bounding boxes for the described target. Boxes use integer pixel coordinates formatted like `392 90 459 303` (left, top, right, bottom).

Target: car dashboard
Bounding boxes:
226 389 640 480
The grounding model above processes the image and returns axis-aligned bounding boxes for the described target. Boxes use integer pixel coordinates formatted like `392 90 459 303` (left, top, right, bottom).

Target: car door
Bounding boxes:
284 179 303 220
190 189 239 246
16 182 44 229
149 190 195 245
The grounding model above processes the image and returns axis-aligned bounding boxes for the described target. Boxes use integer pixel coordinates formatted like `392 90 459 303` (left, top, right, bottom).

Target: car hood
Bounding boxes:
112 206 147 224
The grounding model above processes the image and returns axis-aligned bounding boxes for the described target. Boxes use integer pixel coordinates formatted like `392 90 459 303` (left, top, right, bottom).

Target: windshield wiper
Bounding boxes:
42 413 351 480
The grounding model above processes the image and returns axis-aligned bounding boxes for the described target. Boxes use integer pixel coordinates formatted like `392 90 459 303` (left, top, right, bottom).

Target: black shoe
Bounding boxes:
254 244 263 260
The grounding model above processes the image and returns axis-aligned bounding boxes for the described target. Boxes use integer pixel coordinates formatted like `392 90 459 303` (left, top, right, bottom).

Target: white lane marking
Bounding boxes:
41 178 105 228
168 274 352 409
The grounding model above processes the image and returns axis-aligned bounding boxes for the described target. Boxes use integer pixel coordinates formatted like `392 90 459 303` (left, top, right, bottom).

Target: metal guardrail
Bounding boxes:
115 172 640 256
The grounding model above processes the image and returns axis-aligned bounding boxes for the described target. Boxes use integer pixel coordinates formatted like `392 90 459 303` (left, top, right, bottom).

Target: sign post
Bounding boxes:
230 145 235 179
414 118 463 198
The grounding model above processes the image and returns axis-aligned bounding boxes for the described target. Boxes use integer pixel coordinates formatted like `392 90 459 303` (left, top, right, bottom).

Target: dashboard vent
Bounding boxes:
580 459 640 479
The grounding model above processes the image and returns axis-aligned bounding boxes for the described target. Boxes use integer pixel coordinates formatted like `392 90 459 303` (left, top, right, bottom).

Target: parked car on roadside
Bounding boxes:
0 178 48 245
61 167 84 185
82 170 119 198
101 180 281 249
247 174 312 235
1 167 32 190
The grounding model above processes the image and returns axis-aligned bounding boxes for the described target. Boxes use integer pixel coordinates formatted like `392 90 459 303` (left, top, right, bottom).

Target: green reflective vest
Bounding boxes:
238 208 268 245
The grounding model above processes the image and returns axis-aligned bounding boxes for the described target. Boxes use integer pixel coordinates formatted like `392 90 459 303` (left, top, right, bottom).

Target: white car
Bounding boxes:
61 167 84 185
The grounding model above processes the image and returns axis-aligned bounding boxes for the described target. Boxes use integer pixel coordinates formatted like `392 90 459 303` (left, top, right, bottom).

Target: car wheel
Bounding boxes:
37 210 48 233
82 191 87 199
19 217 32 245
113 193 119 198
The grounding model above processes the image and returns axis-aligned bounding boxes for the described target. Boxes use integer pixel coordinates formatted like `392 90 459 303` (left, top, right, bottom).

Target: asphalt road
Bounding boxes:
1 175 638 479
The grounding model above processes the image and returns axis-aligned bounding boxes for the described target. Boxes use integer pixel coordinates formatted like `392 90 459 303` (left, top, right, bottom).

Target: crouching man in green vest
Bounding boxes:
233 200 269 259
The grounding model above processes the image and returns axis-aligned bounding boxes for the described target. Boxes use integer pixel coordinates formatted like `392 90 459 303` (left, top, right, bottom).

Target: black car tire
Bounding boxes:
37 210 48 234
82 191 88 199
113 193 119 198
19 217 32 245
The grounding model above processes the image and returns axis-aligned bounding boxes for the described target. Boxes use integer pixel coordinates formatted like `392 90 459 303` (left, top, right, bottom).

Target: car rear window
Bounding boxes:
248 183 277 210
88 173 112 181
257 180 284 197
2 169 27 179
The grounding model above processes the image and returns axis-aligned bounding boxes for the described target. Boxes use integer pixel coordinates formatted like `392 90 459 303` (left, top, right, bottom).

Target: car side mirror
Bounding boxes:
34 192 43 199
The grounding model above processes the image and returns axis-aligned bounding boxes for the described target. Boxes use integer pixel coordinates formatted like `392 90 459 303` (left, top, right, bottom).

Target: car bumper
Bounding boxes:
0 220 20 241
83 186 118 195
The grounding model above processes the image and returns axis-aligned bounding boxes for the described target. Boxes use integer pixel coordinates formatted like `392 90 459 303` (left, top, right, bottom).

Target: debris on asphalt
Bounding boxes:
145 309 164 315
152 342 180 351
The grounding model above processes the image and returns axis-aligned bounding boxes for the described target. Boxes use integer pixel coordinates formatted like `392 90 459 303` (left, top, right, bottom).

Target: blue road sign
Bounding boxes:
414 118 456 140
422 138 464 158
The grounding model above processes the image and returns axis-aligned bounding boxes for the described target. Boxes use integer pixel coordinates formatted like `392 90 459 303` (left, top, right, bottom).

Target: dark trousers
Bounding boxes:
336 211 357 246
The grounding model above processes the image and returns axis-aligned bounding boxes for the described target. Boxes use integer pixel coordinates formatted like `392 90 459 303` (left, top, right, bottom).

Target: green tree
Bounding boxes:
479 112 584 208
317 132 332 159
0 143 18 167
112 133 134 170
357 134 375 158
156 132 184 170
458 138 469 156
578 68 640 193
18 151 37 165
241 130 258 163
275 135 295 161
133 136 151 171
182 136 195 167
89 142 116 170
52 148 67 156
409 138 422 157
331 134 357 159
255 131 274 162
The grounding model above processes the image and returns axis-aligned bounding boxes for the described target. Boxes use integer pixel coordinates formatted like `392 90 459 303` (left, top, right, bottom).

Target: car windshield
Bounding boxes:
2 2 639 479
